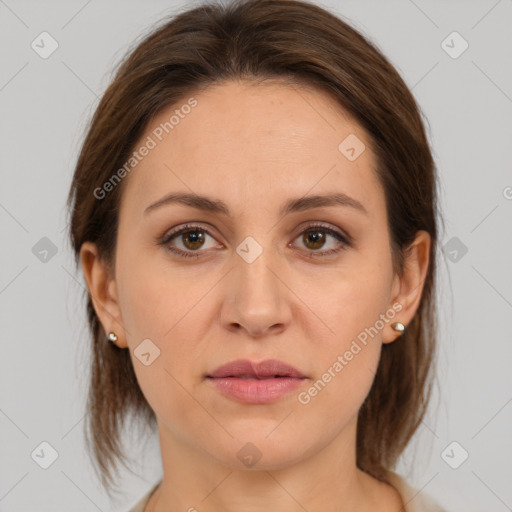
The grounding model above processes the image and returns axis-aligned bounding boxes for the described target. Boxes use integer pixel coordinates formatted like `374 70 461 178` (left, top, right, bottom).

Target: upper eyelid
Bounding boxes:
162 222 350 246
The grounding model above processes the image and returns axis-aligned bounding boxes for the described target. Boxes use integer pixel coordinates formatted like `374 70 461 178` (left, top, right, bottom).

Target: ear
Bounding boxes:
383 230 431 344
80 241 128 348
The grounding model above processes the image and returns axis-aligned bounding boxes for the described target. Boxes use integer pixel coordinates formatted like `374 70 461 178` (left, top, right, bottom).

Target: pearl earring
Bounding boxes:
107 331 118 343
391 322 405 335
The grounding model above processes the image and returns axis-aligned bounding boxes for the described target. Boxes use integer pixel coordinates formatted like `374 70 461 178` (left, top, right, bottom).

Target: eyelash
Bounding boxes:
158 223 351 260
158 224 352 258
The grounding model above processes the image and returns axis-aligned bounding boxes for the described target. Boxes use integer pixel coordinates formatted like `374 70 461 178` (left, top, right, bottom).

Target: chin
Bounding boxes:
205 430 315 471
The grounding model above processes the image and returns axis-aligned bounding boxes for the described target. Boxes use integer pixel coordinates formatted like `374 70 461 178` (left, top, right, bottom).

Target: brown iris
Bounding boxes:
181 229 205 250
302 229 326 250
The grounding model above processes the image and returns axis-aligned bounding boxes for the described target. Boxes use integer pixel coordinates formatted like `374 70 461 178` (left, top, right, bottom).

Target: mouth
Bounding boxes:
207 358 307 379
206 359 307 404
229 375 291 379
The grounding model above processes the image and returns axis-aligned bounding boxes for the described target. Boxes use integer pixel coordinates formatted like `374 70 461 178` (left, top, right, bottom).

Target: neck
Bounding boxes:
146 415 399 512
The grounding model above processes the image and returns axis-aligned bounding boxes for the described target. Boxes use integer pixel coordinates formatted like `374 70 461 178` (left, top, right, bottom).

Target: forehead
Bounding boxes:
119 80 383 220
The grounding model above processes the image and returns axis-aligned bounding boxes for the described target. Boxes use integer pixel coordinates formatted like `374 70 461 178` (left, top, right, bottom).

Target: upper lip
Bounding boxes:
208 359 306 379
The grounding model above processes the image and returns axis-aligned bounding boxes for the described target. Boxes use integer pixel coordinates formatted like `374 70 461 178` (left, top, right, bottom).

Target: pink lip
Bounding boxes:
208 358 306 379
206 359 307 404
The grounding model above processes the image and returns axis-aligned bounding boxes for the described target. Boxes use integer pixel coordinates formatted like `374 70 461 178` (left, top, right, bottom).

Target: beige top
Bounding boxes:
128 470 446 511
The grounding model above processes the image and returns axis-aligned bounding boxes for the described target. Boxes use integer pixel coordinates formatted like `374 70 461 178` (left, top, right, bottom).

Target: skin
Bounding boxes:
81 80 430 512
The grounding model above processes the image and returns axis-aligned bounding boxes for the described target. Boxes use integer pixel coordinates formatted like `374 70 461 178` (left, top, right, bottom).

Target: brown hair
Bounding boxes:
66 0 442 496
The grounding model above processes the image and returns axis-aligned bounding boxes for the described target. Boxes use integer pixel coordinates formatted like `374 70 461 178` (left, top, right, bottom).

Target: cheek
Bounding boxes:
116 267 165 339
114 253 208 419
294 277 388 429
307 260 391 347
115 242 196 338
333 278 389 342
115 247 216 370
302 258 391 392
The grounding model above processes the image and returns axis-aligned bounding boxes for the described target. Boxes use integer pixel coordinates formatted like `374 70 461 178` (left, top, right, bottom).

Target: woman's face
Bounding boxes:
85 80 428 469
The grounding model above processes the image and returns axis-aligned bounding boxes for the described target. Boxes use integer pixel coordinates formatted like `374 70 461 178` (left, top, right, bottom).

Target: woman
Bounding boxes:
67 0 446 510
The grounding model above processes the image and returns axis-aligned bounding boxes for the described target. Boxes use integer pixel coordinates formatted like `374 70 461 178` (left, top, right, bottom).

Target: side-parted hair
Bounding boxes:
66 0 442 495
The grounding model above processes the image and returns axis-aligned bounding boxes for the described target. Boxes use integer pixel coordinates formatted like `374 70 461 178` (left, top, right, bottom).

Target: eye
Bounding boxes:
159 222 351 259
159 224 220 259
291 224 351 258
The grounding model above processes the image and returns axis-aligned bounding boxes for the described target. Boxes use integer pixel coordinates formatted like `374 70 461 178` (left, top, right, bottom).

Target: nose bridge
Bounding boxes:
234 234 280 304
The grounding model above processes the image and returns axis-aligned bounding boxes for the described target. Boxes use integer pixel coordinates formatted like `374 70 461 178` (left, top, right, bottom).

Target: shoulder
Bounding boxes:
128 481 161 512
382 470 447 512
127 474 446 512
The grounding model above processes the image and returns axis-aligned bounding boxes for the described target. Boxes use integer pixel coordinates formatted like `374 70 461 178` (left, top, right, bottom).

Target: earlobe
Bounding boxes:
79 242 128 348
383 230 431 344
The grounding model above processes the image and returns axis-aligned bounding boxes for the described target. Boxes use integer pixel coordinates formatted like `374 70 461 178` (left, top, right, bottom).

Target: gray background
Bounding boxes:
1 0 511 510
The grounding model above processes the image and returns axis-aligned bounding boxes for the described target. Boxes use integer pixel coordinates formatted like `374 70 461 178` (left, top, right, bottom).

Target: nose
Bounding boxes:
220 245 292 338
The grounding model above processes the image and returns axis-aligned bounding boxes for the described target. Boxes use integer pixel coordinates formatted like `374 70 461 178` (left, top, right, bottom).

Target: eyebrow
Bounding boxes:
143 191 368 217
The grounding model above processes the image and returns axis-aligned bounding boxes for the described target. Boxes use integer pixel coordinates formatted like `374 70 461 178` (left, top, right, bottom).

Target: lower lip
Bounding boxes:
207 376 306 404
